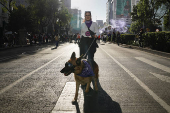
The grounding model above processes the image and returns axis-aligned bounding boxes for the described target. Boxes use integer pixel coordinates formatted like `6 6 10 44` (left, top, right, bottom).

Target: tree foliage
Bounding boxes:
163 12 170 30
130 0 169 33
0 0 17 13
27 0 72 33
6 0 72 33
57 6 72 26
8 5 36 32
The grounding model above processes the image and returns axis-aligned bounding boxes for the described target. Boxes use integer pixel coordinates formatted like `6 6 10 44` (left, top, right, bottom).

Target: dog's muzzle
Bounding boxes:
60 62 75 76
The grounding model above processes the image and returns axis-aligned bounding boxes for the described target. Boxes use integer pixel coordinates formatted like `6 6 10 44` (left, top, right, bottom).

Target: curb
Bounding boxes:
121 44 170 58
0 45 31 51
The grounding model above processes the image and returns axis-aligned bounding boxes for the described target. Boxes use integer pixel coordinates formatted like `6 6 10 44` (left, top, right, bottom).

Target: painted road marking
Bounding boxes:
51 82 83 113
150 72 170 83
0 45 76 95
100 47 170 113
135 57 170 73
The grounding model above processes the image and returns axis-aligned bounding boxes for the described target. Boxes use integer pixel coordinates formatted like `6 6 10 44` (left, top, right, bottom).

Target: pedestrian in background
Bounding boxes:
138 28 144 47
77 33 80 44
55 34 59 48
112 32 116 43
97 34 100 43
117 31 121 46
74 34 77 43
108 32 111 42
103 33 107 43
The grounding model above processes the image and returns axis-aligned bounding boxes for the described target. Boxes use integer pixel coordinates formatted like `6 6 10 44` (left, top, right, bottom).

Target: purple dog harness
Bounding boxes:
77 60 95 77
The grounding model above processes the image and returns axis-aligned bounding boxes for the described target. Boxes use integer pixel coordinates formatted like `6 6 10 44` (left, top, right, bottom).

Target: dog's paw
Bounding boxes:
71 99 77 105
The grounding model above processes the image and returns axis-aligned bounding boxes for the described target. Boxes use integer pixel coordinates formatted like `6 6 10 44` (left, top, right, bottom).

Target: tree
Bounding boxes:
0 0 16 13
27 0 60 33
163 11 170 30
8 5 36 32
130 0 169 32
57 6 72 26
129 21 143 34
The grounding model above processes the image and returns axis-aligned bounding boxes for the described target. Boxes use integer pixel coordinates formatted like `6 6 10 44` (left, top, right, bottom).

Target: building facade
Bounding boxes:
70 9 82 34
106 0 133 28
96 20 104 28
106 0 113 25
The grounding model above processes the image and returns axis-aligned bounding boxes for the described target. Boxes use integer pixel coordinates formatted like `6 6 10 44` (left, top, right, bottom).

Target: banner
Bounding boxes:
116 0 131 18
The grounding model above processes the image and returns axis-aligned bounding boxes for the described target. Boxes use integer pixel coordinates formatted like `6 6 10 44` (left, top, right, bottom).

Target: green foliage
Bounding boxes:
143 31 170 52
163 13 170 30
130 0 169 33
122 31 170 52
120 34 136 44
0 0 17 13
129 21 142 34
27 0 72 33
8 5 36 32
130 5 139 22
57 6 72 26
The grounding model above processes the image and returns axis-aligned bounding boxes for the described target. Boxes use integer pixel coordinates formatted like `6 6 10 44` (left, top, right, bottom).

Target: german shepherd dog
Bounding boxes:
60 52 99 103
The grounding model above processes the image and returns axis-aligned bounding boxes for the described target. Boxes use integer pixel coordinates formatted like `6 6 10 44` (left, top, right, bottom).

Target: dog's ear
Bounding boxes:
71 52 76 59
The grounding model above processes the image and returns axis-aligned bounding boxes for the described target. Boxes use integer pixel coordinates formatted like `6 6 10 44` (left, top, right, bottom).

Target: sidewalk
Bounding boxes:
0 44 30 51
0 42 54 51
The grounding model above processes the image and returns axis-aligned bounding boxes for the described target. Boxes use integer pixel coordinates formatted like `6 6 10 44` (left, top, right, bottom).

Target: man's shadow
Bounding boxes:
51 47 57 50
74 79 122 113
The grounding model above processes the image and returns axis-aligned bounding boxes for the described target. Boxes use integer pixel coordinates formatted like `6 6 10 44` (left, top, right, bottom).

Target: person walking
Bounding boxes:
77 33 80 44
117 31 121 46
74 34 77 43
138 28 144 47
55 34 59 48
79 11 99 69
112 32 116 43
103 33 107 43
97 34 100 43
108 32 111 42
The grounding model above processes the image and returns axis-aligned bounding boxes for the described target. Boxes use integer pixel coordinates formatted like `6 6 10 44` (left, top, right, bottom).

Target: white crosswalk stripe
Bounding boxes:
100 48 170 113
51 82 83 113
135 57 170 73
150 72 170 83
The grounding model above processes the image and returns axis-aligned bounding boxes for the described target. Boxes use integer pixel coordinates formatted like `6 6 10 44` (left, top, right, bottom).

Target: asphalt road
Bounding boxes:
0 42 170 113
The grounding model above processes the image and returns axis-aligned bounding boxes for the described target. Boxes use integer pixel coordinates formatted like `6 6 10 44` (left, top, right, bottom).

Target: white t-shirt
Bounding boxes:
81 22 100 38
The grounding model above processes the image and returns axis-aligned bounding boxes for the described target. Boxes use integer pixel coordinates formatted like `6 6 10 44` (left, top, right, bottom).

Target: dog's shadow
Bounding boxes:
74 79 122 113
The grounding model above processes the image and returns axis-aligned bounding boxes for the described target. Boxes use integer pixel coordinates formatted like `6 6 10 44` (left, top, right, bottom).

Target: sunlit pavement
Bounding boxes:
0 42 170 113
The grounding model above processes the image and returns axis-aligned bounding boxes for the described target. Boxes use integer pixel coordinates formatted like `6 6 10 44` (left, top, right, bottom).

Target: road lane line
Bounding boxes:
135 57 170 73
100 47 170 113
51 82 83 113
0 45 76 95
150 72 170 83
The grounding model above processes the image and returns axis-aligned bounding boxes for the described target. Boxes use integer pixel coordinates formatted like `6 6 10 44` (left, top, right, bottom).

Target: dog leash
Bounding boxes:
83 37 96 58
